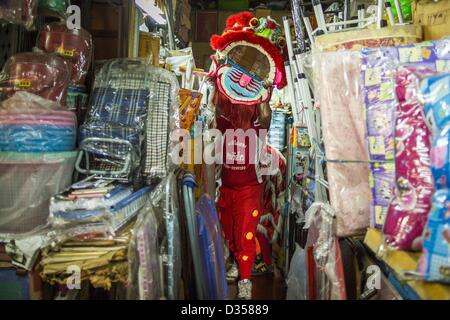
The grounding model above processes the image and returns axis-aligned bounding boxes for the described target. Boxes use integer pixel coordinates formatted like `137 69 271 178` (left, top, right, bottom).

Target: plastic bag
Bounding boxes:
286 243 307 300
0 0 37 30
313 50 371 237
361 39 450 228
150 172 181 300
195 194 227 300
417 189 450 284
37 22 93 86
0 52 70 105
0 151 77 237
0 92 77 152
78 59 180 182
38 0 70 18
383 66 434 251
127 202 163 300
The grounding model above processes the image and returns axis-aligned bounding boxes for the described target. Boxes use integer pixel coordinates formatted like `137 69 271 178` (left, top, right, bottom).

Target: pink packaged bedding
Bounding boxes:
383 66 435 250
314 51 371 237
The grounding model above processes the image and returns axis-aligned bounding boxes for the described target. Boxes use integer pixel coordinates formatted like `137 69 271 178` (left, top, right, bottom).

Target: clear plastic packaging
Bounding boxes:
0 0 37 30
195 194 227 300
286 243 307 300
78 59 180 182
38 0 70 18
0 151 77 236
0 52 70 105
37 22 93 86
304 203 345 300
0 92 77 152
313 50 371 237
420 73 450 133
383 66 434 251
314 25 422 52
49 185 151 234
150 172 181 300
417 189 450 284
127 202 163 300
361 39 450 228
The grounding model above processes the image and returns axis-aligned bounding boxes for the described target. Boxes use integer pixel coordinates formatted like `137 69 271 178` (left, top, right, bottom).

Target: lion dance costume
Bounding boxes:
208 12 287 288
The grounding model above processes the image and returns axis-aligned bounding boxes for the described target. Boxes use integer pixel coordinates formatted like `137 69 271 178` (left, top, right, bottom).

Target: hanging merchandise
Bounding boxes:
195 194 227 300
178 88 202 130
77 59 180 183
127 202 163 300
0 52 71 105
37 22 93 87
0 151 77 236
268 108 287 152
150 172 182 300
0 0 37 30
312 26 423 237
38 0 70 18
384 66 435 251
286 243 307 300
313 50 371 237
0 92 77 152
361 39 450 229
303 203 346 300
417 189 450 284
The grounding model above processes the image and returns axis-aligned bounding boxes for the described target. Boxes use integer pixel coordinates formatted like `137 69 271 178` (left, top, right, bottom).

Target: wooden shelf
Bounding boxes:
364 228 450 300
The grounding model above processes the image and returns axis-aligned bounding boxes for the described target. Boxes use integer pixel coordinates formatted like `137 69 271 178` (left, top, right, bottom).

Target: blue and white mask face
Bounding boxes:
215 44 273 105
216 61 269 105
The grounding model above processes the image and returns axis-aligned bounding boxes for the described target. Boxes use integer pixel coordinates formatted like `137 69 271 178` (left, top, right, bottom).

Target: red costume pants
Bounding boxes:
218 184 265 280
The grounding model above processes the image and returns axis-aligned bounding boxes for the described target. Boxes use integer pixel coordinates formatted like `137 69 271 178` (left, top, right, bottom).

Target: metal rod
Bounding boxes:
377 0 385 29
290 0 307 53
385 2 396 26
312 0 328 34
393 0 404 24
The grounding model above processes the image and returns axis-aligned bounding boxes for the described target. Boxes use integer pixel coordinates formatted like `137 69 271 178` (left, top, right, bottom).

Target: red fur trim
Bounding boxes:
210 31 287 89
225 11 254 29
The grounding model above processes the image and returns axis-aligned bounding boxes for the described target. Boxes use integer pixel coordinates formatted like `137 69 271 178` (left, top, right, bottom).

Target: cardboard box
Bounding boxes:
412 0 450 40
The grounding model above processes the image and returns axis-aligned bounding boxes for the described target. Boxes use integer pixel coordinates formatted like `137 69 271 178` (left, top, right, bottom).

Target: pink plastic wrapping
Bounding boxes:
0 0 37 30
304 203 346 300
0 52 70 105
37 22 93 86
313 51 371 237
0 92 77 152
383 66 435 251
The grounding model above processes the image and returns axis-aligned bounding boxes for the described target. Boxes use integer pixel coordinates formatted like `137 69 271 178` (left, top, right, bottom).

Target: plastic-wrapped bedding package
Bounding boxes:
37 22 93 86
361 39 450 228
0 0 37 30
383 66 435 251
417 189 450 284
314 25 422 52
127 203 163 300
0 151 77 236
150 172 181 300
0 92 77 152
49 183 151 234
38 0 70 18
78 59 180 181
313 50 371 237
0 52 70 105
195 194 227 300
421 73 450 134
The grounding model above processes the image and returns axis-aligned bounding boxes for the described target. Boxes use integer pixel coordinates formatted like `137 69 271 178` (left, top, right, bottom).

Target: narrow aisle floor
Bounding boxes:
227 271 285 300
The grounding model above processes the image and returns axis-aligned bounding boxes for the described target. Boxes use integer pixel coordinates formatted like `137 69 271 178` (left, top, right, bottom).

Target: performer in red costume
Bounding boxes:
208 11 286 300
